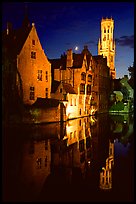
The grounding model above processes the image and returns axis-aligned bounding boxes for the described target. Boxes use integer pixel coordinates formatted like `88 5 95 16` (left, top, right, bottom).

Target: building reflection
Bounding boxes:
99 140 114 190
3 113 133 201
19 138 51 200
51 117 94 183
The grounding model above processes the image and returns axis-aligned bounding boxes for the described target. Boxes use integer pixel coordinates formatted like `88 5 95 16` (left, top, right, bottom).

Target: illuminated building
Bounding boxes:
2 15 112 123
3 15 51 105
98 18 116 79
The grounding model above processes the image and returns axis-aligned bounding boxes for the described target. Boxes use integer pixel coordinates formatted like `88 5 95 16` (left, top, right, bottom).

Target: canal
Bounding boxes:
3 113 134 202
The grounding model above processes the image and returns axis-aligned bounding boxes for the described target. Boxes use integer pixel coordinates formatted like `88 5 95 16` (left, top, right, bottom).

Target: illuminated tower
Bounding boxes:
98 18 116 79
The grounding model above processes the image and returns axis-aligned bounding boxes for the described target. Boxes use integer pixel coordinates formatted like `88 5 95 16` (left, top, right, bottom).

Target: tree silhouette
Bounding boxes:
128 62 134 89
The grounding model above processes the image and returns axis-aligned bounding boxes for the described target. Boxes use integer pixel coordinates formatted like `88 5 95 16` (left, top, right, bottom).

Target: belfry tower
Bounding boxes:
98 18 116 79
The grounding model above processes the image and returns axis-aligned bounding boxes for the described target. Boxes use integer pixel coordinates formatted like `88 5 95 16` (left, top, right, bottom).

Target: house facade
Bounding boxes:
50 47 95 120
3 16 51 106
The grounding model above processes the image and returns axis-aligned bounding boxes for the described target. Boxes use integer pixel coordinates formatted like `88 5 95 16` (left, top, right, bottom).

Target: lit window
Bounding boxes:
45 71 48 82
45 88 48 98
37 70 42 81
31 51 36 59
30 86 35 100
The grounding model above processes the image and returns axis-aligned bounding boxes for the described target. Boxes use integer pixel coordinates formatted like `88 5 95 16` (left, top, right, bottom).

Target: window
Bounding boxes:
80 83 85 94
45 71 48 82
70 98 72 106
32 39 35 45
107 34 109 40
104 27 106 33
87 85 91 95
88 74 92 82
30 86 35 100
45 88 48 98
79 119 81 126
74 98 76 106
31 51 36 59
79 109 81 115
37 70 42 81
81 72 86 81
60 88 62 93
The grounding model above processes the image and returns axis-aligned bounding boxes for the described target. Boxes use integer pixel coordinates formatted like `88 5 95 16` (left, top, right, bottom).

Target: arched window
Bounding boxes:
104 27 106 33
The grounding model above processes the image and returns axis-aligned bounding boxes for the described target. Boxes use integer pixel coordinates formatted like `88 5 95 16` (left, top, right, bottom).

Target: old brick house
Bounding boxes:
3 15 51 106
49 46 94 119
50 45 111 118
2 15 53 123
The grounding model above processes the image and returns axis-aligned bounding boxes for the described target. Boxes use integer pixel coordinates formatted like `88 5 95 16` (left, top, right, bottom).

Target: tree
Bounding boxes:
128 62 134 89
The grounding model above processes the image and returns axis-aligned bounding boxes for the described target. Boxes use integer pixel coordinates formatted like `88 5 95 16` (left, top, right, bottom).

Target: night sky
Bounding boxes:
2 2 134 79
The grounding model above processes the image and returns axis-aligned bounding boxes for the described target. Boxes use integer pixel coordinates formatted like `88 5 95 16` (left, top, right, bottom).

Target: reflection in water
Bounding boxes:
99 140 114 190
3 113 134 202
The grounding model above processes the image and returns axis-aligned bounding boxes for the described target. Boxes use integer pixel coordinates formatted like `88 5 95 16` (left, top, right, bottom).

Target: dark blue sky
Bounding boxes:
2 2 134 79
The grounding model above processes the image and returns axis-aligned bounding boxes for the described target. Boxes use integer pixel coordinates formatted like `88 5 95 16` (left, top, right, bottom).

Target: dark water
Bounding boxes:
3 113 134 202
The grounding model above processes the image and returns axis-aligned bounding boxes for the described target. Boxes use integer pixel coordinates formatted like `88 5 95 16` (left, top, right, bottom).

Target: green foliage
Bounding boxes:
109 101 124 111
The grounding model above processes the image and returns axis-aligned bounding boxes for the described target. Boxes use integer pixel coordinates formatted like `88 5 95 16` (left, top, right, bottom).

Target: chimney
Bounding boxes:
66 49 73 68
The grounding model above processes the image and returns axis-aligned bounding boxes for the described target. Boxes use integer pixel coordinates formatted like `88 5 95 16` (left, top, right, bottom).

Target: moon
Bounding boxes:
75 46 79 51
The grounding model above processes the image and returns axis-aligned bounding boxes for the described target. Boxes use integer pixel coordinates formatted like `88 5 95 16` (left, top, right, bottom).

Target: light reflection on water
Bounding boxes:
3 113 134 202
